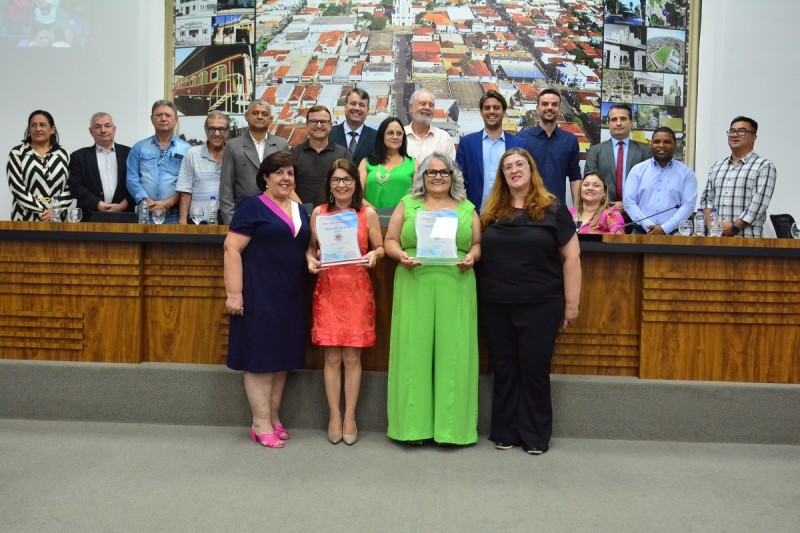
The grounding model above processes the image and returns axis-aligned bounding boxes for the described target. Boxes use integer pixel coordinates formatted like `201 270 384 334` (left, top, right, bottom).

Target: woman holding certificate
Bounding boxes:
307 159 384 445
384 151 481 446
224 151 311 449
478 148 581 455
358 117 416 209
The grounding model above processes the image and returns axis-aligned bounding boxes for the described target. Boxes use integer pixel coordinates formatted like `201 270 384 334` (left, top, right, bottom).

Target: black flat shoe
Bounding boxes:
495 442 514 450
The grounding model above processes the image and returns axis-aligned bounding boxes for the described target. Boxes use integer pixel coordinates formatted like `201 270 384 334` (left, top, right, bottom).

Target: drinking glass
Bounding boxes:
791 223 800 239
573 212 582 233
152 208 166 225
190 206 204 225
68 207 82 223
678 220 693 236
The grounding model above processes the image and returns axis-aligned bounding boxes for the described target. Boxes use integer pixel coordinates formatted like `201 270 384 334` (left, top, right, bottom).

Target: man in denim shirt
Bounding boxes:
126 100 191 224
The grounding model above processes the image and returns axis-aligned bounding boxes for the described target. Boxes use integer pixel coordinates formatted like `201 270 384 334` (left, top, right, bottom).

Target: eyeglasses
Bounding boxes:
502 160 528 173
424 169 452 178
331 176 355 185
308 119 331 126
726 128 755 137
385 131 404 137
206 127 228 134
157 149 167 166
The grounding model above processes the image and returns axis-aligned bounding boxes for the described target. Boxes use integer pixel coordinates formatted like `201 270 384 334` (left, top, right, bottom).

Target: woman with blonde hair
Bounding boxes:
477 148 581 455
570 172 624 234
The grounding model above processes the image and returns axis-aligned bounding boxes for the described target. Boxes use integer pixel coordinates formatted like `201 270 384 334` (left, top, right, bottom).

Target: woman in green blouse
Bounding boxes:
358 117 417 209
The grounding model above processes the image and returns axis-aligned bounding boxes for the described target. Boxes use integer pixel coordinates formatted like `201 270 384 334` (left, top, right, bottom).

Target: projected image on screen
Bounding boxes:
1 0 89 47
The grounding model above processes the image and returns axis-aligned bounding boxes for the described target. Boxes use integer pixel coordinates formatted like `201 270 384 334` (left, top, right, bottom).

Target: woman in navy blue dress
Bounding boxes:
224 151 311 448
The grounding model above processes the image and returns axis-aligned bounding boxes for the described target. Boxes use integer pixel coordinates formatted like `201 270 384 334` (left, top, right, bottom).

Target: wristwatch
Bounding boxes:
731 225 741 236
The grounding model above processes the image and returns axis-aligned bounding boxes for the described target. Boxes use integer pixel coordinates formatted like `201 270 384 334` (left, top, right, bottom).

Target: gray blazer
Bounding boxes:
585 138 651 202
219 131 289 224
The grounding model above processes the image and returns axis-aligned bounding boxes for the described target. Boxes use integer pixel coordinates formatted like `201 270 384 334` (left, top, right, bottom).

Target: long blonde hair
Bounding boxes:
480 148 556 229
576 171 610 230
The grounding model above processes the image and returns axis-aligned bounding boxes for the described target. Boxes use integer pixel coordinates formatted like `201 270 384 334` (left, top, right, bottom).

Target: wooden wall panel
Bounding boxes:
552 252 642 377
640 255 800 382
0 240 141 363
143 243 227 364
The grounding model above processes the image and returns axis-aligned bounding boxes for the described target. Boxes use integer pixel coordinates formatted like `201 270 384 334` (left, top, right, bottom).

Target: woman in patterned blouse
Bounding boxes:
7 110 72 221
569 172 624 235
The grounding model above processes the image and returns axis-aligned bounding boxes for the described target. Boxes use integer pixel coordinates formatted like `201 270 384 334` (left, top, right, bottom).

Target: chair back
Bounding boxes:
770 214 796 238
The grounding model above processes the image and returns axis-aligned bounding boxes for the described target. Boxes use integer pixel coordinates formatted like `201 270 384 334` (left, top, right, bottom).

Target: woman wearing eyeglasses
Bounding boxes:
306 159 384 445
384 151 481 446
478 148 581 455
358 117 417 209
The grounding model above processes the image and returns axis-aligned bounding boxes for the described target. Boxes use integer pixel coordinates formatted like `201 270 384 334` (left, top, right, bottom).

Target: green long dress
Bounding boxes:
364 157 415 209
386 195 479 445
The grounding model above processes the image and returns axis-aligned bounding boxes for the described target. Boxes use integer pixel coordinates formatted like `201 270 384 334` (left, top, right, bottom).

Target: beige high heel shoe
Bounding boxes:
343 423 358 445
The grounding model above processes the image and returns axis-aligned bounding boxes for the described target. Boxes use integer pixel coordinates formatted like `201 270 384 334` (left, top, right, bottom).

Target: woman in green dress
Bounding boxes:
358 117 417 209
383 151 482 446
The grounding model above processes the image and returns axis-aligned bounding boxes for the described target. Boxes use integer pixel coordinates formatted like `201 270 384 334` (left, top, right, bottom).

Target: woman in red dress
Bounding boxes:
307 159 384 445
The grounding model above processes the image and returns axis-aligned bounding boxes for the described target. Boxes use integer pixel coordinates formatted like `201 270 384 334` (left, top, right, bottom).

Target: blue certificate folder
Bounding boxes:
413 209 459 264
316 209 367 266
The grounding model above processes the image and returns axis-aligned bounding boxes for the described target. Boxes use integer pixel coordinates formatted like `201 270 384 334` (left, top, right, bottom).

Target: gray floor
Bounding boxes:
2 420 798 533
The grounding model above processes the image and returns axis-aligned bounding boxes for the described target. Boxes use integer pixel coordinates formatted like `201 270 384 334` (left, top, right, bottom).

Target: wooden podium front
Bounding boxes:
0 222 797 383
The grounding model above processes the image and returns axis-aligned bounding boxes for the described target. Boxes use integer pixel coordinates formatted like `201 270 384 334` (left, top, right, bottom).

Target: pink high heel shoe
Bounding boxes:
250 427 284 448
272 424 291 440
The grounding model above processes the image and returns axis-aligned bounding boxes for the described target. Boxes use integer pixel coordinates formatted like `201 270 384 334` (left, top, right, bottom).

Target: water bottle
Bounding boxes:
138 198 149 224
694 208 705 236
51 195 61 222
208 196 218 225
709 208 721 237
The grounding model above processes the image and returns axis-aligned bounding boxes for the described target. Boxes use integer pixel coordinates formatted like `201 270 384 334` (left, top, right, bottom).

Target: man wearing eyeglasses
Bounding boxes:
219 100 288 224
700 116 776 237
290 105 352 204
126 100 191 224
330 88 377 165
176 111 229 225
68 112 134 221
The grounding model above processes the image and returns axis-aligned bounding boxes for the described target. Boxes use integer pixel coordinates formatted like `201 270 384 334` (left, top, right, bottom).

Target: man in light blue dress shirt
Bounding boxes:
126 100 191 224
623 127 697 235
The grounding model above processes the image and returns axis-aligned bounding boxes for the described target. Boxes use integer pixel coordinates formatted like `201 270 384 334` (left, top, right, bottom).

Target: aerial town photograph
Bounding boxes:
171 0 690 155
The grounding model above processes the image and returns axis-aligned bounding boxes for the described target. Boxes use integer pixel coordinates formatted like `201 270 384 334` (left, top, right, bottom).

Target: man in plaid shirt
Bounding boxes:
700 116 777 237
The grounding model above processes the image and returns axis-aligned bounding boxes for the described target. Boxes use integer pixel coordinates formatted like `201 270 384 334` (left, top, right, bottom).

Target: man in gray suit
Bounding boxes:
585 104 650 209
219 100 289 224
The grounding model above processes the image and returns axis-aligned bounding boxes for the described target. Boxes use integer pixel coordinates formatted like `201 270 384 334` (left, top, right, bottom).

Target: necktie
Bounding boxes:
615 141 624 201
348 131 358 153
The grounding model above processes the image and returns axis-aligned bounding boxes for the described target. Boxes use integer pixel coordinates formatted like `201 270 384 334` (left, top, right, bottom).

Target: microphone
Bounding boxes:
624 204 681 230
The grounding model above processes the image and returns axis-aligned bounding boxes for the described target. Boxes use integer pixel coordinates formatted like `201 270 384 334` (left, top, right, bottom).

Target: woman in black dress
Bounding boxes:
478 148 581 455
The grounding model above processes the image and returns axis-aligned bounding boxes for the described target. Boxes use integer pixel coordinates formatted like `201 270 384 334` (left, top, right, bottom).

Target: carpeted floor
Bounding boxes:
2 419 799 532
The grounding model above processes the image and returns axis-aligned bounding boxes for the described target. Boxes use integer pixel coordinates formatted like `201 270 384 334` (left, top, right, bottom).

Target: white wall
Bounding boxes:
3 1 796 234
0 2 166 217
695 0 799 237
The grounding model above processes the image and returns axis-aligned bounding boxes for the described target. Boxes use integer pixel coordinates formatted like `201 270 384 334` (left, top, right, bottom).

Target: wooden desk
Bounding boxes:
0 223 797 383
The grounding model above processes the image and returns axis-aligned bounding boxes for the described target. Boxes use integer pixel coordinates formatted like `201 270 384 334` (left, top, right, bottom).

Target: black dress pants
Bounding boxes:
481 298 564 451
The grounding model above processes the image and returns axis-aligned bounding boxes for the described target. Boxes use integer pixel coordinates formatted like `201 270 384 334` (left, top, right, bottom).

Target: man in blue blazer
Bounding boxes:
456 90 527 212
329 88 377 165
585 104 651 207
68 112 133 219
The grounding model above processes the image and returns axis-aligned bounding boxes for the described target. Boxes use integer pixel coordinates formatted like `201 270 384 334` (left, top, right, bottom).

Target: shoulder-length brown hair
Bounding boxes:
576 171 610 230
320 158 364 211
480 148 555 229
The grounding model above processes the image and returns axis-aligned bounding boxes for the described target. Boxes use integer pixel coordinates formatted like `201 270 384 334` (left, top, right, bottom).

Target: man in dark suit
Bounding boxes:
585 104 651 209
456 90 526 212
329 88 377 165
68 112 133 219
219 100 289 224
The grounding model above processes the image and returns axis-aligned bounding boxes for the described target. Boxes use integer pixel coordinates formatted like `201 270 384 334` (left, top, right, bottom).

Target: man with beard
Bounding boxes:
404 88 455 162
219 100 288 224
518 88 581 204
623 127 697 235
455 90 526 212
